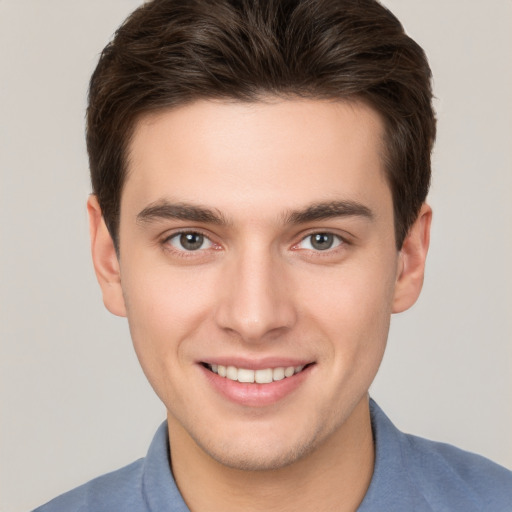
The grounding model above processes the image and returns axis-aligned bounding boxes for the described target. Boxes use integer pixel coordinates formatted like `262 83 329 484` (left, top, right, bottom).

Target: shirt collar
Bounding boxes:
140 399 434 512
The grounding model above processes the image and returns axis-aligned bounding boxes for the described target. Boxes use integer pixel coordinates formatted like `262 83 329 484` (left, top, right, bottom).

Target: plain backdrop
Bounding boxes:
1 1 511 511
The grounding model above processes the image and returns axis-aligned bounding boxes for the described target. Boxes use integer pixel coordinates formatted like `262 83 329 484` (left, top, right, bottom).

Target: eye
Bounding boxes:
167 232 213 251
297 233 343 251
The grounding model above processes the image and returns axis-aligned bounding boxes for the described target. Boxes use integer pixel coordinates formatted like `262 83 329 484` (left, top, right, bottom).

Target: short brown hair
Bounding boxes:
87 0 436 249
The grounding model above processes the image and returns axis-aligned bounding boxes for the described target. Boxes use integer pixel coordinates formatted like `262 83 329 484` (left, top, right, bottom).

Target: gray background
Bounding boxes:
1 1 511 511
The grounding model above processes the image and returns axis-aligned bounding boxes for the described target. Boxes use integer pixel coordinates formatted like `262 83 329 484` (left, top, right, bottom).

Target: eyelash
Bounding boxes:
292 232 345 252
161 230 348 257
161 230 220 258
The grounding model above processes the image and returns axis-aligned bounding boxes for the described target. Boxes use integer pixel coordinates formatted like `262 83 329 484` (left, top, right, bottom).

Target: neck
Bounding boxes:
168 396 374 512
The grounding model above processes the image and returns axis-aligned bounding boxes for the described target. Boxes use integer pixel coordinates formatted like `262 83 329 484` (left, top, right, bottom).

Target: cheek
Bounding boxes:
301 254 397 357
120 262 216 371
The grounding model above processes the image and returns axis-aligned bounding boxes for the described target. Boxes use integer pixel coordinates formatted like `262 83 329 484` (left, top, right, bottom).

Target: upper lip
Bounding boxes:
200 357 314 370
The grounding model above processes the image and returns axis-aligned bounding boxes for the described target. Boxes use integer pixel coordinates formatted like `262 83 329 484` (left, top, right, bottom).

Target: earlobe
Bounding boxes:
392 203 432 314
87 195 127 317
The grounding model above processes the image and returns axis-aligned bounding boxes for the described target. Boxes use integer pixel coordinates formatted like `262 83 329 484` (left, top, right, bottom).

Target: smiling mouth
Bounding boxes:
203 363 312 384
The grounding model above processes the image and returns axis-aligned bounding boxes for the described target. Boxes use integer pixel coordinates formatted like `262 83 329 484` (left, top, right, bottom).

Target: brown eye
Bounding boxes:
168 232 212 251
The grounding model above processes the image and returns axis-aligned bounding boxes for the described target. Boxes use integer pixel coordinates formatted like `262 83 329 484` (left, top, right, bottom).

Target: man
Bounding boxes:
34 0 512 511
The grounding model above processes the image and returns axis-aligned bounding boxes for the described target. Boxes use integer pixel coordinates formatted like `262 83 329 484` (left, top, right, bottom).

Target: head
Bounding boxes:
87 0 435 252
86 0 434 473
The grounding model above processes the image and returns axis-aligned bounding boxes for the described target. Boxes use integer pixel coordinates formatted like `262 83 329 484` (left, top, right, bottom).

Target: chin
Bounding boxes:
203 440 313 472
189 420 327 472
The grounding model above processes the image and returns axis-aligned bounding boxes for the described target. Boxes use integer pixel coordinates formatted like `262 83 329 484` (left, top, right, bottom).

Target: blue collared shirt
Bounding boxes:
33 400 512 511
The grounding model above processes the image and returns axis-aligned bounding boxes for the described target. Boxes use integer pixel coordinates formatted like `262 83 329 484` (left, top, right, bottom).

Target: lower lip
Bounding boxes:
200 365 313 407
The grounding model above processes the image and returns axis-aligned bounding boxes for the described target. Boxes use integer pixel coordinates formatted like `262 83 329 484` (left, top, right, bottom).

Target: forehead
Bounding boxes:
123 98 391 220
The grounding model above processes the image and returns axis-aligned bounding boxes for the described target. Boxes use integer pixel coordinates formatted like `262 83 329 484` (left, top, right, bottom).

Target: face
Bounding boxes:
92 98 424 471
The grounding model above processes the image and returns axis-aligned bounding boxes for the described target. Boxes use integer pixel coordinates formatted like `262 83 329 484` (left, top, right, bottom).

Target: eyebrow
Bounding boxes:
284 200 374 224
136 200 228 225
136 199 374 227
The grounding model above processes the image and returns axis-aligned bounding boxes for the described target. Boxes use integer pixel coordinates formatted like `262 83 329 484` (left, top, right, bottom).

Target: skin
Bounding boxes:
88 98 431 511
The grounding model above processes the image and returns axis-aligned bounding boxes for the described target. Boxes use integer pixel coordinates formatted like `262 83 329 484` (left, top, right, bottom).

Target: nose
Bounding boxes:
214 246 297 343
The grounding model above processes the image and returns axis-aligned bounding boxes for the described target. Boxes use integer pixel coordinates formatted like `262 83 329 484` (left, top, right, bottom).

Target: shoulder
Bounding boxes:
400 430 512 510
32 420 188 512
32 459 145 512
365 399 512 511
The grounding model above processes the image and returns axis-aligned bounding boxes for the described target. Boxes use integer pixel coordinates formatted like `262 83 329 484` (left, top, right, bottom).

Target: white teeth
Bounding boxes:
284 366 295 378
272 367 285 381
237 368 255 383
208 363 307 383
226 366 238 380
255 368 273 384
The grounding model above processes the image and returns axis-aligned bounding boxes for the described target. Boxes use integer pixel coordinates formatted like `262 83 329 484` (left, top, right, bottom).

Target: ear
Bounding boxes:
392 203 432 313
87 195 127 317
